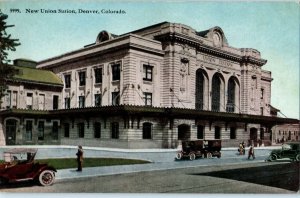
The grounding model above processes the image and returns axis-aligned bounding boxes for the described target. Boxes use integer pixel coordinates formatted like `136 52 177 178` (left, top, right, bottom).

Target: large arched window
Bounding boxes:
212 74 221 112
226 77 236 112
196 69 205 110
143 122 152 139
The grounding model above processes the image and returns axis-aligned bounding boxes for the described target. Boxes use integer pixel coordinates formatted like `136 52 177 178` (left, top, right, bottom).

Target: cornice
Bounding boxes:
155 32 267 66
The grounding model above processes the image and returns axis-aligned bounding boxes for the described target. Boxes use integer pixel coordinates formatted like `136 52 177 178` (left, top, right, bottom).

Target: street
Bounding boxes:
1 161 299 193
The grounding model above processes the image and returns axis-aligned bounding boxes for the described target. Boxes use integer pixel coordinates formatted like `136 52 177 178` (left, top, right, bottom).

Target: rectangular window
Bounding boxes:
52 121 59 140
12 91 17 108
95 94 101 106
6 90 11 109
64 74 71 88
79 71 86 86
112 92 120 105
53 95 59 110
111 122 119 139
112 64 120 81
261 107 264 115
94 68 102 84
38 121 44 141
142 123 152 139
78 122 85 138
197 125 204 139
261 88 264 99
65 97 70 109
230 127 236 139
214 126 221 139
64 123 70 138
143 64 153 81
38 94 45 110
25 120 33 141
94 122 101 138
144 92 152 106
26 93 33 110
79 96 85 108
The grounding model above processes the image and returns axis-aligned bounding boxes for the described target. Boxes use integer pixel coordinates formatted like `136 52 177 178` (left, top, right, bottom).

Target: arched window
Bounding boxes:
196 70 204 110
212 75 221 112
227 78 236 112
143 122 152 139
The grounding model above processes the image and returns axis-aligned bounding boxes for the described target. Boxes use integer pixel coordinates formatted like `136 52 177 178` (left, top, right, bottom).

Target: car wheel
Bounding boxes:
189 153 196 161
295 154 300 162
0 177 7 185
176 152 183 160
39 170 55 186
270 154 277 161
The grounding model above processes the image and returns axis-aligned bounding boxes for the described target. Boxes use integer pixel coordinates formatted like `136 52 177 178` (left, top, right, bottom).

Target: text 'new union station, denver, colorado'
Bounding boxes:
0 22 299 148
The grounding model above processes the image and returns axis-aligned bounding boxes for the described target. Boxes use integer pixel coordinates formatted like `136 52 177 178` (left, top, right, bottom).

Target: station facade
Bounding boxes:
0 22 298 148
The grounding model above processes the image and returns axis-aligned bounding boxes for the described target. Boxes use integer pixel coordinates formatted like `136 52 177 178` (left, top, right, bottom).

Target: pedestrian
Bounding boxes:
248 144 255 159
76 145 84 171
242 141 245 155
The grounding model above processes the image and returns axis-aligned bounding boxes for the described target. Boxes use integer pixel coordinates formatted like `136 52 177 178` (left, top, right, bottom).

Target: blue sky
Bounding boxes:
1 0 299 119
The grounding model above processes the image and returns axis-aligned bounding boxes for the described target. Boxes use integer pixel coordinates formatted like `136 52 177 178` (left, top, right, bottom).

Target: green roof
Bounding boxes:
12 65 63 86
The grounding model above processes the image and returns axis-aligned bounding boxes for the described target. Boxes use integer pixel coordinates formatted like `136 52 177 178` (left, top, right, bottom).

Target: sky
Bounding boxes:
1 0 299 119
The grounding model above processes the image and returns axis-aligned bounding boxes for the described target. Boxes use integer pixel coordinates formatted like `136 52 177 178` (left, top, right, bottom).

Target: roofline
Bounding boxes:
1 105 297 126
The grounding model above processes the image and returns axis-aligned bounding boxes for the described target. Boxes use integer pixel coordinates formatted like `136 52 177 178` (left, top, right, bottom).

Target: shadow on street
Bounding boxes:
191 162 300 192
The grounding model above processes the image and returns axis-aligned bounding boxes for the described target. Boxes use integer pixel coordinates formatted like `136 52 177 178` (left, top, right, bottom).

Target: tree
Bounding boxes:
0 11 20 105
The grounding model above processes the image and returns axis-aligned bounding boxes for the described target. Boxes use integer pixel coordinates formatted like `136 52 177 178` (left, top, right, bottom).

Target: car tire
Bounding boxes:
270 154 277 161
189 153 196 161
295 154 300 162
39 170 55 186
176 152 183 160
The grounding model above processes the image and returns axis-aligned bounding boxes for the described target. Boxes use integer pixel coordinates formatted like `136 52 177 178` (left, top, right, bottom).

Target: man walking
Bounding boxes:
76 145 84 171
248 144 255 159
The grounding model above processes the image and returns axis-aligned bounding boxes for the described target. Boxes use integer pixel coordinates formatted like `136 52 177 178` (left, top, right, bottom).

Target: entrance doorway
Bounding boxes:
250 128 258 146
5 119 17 145
178 124 190 140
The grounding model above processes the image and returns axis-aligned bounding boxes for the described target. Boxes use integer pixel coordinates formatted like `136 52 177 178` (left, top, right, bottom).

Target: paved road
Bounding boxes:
1 162 298 193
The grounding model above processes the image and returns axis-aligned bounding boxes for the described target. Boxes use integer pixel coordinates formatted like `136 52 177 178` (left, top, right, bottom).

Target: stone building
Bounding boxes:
0 22 298 148
272 123 300 144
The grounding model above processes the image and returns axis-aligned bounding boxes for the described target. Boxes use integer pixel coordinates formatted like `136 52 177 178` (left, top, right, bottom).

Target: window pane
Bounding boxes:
26 121 32 141
94 122 101 138
112 64 120 81
143 123 152 139
52 121 59 140
79 71 86 86
95 94 101 106
64 123 70 138
38 121 44 140
78 123 85 138
111 122 119 139
53 95 59 110
95 68 102 84
112 92 120 105
143 65 153 81
79 96 85 108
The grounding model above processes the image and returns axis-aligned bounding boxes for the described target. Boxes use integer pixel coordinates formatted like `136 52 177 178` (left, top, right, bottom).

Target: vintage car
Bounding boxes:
0 148 57 186
176 140 222 160
267 142 300 161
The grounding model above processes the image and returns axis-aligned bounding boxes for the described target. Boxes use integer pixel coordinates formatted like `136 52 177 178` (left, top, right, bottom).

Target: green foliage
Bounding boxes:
0 11 20 105
35 158 150 170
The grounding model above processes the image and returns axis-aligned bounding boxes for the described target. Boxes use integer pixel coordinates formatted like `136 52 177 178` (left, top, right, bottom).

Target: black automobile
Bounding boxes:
267 142 300 162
